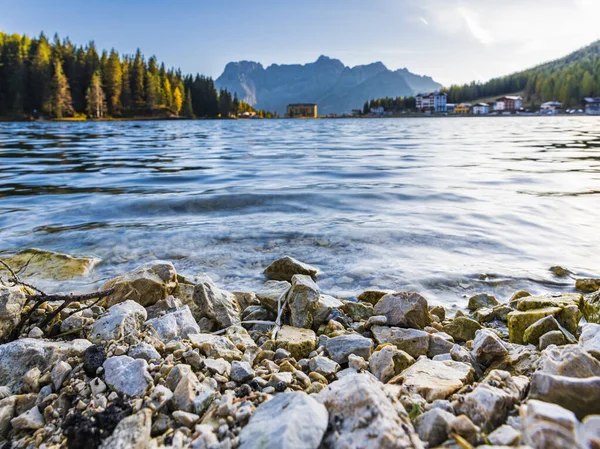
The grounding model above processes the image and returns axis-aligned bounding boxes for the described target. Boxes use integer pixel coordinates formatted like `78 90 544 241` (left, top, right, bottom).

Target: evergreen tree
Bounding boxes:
49 59 73 118
131 49 146 111
86 71 105 118
105 49 122 116
120 56 132 114
29 33 52 114
182 88 194 118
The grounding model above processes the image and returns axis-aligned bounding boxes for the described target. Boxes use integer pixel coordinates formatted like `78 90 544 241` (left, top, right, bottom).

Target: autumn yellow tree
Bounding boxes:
173 87 183 115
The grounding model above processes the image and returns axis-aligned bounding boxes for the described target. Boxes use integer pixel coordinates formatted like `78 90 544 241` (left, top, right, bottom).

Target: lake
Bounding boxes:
0 117 598 307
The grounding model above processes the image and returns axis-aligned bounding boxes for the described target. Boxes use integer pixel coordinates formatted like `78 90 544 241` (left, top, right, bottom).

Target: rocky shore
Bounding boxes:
0 255 599 448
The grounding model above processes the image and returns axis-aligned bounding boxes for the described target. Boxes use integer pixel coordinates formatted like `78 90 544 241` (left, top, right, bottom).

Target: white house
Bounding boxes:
495 96 523 111
583 98 600 115
416 91 447 112
370 106 384 115
539 101 562 114
472 103 490 115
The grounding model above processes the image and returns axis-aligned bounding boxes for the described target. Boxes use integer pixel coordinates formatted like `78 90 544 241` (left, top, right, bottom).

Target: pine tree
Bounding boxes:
49 59 73 118
105 49 122 116
86 71 105 118
120 57 132 115
182 88 194 118
131 49 145 111
29 33 52 115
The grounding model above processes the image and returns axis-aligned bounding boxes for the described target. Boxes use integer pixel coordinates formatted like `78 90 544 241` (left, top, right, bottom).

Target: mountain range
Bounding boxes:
215 56 442 115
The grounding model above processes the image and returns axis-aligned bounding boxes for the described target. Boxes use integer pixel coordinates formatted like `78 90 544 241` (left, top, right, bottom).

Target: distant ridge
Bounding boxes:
215 56 442 115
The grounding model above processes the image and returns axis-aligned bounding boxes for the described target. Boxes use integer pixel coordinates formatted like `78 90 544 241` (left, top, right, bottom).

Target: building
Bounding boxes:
416 91 447 112
454 103 472 114
286 103 317 118
583 98 600 115
495 96 523 112
446 103 456 113
540 101 562 113
472 103 490 115
370 106 384 115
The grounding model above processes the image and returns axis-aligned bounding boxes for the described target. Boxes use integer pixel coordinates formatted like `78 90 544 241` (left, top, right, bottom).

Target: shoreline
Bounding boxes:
0 255 599 448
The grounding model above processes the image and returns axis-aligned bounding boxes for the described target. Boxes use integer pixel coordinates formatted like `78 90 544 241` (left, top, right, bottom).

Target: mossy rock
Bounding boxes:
516 293 583 312
341 301 374 321
467 293 499 310
356 289 393 305
443 317 482 342
0 248 98 281
576 278 600 293
523 316 561 345
583 291 600 324
507 307 561 344
274 325 316 360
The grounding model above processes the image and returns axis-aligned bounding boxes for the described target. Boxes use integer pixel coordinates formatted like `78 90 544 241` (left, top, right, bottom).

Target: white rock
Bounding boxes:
239 392 328 449
309 356 340 377
144 306 200 342
89 300 147 344
189 333 243 361
192 275 241 328
373 292 432 329
0 404 13 437
27 326 44 338
316 373 422 448
172 410 199 428
368 346 415 383
171 371 203 413
579 415 600 448
488 424 522 446
51 361 72 390
0 285 26 340
580 323 600 360
103 356 152 397
99 408 152 449
90 377 107 396
536 344 600 377
471 329 509 365
520 399 579 449
204 358 231 376
10 405 44 431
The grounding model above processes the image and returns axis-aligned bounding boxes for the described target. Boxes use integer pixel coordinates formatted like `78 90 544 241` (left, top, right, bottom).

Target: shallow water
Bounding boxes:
0 117 599 306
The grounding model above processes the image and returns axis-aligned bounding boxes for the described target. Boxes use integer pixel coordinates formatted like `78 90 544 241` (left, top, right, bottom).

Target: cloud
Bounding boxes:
456 6 494 45
420 17 429 25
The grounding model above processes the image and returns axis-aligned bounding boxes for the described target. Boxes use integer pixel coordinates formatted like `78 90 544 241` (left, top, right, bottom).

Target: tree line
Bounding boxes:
363 96 416 114
0 32 275 120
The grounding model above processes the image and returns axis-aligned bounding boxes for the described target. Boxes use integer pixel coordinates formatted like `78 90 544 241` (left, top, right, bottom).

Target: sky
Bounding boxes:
1 0 599 86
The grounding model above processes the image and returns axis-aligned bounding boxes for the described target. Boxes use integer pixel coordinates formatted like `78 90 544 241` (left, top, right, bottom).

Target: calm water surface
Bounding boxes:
1 117 599 306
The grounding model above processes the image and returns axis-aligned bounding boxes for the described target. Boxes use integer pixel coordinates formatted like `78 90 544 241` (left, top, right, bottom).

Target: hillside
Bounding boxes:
215 56 442 115
447 40 600 107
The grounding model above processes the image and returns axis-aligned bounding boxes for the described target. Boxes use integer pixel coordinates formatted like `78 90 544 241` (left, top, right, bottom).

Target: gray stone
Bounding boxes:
192 275 241 328
263 256 318 282
99 408 152 449
166 364 193 391
89 300 147 344
536 344 600 378
313 295 344 328
580 323 600 360
224 325 257 350
172 410 199 428
287 274 320 329
309 356 340 377
103 356 152 397
144 305 200 342
414 407 456 446
230 361 254 383
452 369 528 429
103 261 177 307
189 333 243 361
468 293 499 310
529 371 600 419
365 315 387 329
391 357 474 402
255 280 291 313
10 405 44 431
373 292 432 329
204 358 231 376
371 326 429 358
316 373 422 448
239 392 327 449
368 345 415 383
357 289 393 305
0 338 91 393
128 342 161 361
51 361 72 390
326 334 373 364
0 285 26 340
443 317 482 342
580 415 600 449
523 315 575 346
539 330 567 350
471 329 508 366
487 424 522 446
428 332 455 357
171 370 203 413
520 399 579 449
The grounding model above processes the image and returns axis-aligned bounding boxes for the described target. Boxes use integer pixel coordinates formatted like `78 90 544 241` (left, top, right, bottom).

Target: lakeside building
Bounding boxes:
446 103 456 113
540 101 562 113
286 103 317 118
416 91 447 113
370 106 385 116
454 103 472 114
472 103 490 115
583 98 600 115
495 96 523 112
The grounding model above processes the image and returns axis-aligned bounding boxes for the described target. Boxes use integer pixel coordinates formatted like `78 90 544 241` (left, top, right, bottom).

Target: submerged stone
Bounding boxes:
0 248 98 281
468 293 499 310
576 278 600 293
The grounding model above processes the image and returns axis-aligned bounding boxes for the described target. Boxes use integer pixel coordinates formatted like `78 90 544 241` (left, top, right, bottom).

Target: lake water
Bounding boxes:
0 117 599 307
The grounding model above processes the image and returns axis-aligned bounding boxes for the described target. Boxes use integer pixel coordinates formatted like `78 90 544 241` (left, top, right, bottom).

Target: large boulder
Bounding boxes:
0 338 91 393
520 399 579 449
452 369 528 429
507 307 562 344
287 275 320 329
264 256 318 282
326 333 373 364
536 344 600 378
0 285 26 340
576 278 600 293
144 305 200 342
583 290 600 324
580 323 600 359
274 326 317 360
89 300 147 344
316 374 423 448
373 292 432 329
443 317 482 342
192 275 241 328
390 357 474 402
515 293 582 334
103 261 177 307
0 248 98 281
239 392 328 449
529 372 600 419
